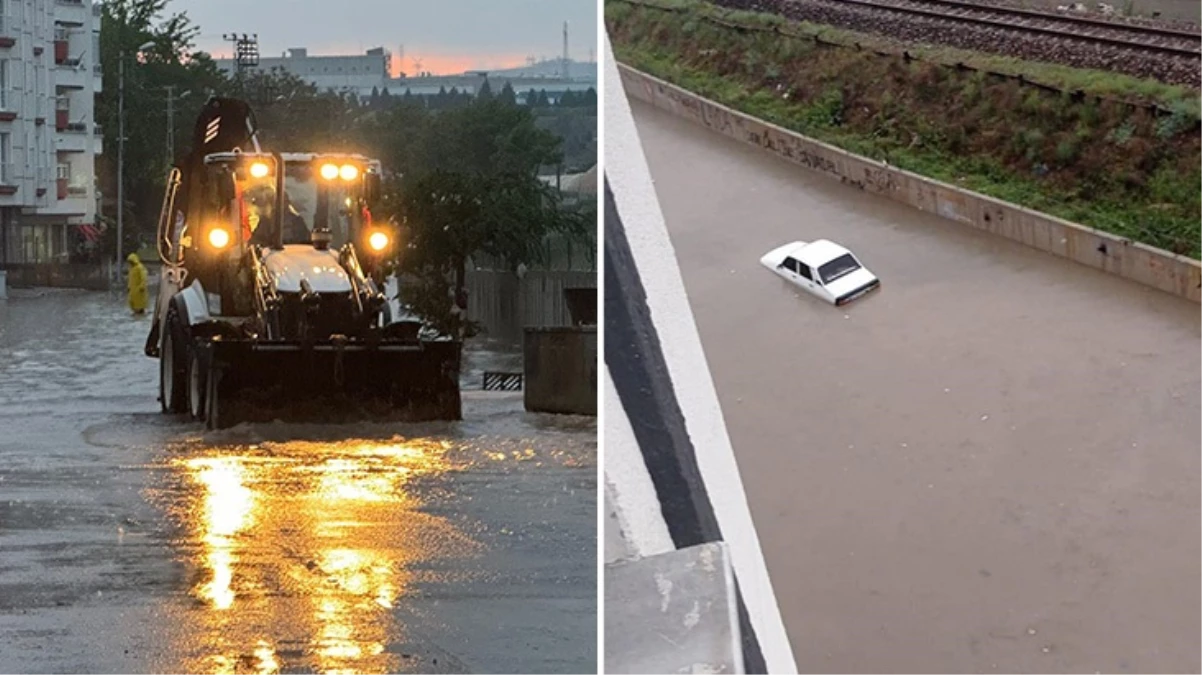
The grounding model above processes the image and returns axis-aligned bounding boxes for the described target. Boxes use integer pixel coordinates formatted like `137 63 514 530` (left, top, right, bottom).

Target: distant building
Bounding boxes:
0 0 103 266
215 47 597 104
540 165 598 209
215 47 392 95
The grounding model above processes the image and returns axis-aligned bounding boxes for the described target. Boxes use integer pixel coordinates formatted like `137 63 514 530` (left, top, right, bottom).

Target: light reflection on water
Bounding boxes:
170 437 475 674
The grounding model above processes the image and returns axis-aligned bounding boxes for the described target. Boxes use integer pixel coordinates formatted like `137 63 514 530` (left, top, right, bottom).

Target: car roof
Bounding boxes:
793 239 852 267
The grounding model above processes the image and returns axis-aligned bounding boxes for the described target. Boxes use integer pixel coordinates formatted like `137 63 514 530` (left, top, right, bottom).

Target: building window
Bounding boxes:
0 61 7 110
0 132 11 183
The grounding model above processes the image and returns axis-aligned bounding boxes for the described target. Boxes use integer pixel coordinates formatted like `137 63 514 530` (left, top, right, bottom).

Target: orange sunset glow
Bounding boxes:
206 42 536 77
393 52 531 76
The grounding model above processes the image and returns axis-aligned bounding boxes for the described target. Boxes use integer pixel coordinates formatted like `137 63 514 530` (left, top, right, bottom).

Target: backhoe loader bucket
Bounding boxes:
196 337 462 429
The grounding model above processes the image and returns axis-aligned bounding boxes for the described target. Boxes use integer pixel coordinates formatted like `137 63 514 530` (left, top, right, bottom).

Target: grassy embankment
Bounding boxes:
607 0 1202 257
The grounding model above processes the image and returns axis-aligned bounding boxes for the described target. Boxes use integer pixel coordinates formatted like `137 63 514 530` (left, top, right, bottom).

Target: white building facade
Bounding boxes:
0 0 102 265
216 47 391 95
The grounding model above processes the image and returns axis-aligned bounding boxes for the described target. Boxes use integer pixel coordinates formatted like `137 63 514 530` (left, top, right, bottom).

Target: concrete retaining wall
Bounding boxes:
2 262 113 291
618 64 1202 303
523 326 597 416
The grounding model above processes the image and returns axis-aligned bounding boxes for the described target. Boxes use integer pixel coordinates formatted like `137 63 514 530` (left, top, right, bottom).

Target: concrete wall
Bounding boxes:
618 64 1202 303
468 270 597 344
523 326 597 416
3 262 111 291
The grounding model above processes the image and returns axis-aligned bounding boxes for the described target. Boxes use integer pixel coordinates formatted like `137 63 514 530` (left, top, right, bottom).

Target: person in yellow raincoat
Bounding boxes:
126 253 149 315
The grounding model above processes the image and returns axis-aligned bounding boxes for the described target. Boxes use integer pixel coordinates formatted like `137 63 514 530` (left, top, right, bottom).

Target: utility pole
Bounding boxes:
117 51 124 277
116 41 155 279
165 86 190 167
165 85 174 165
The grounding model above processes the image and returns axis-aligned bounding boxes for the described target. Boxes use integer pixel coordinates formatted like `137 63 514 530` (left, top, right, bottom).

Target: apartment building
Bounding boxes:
0 0 102 266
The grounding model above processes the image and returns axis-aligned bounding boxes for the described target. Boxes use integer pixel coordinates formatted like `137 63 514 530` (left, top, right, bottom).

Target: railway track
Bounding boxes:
715 0 1202 86
839 0 1201 58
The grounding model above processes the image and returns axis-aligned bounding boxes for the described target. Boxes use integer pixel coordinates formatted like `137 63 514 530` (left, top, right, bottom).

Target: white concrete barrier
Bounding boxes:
605 35 799 674
618 63 1202 303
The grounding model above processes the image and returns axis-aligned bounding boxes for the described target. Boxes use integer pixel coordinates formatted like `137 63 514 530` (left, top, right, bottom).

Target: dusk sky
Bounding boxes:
172 0 598 75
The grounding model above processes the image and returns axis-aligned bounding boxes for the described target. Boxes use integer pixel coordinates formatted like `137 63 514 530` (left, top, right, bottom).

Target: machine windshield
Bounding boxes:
238 162 364 248
818 253 862 285
280 163 361 247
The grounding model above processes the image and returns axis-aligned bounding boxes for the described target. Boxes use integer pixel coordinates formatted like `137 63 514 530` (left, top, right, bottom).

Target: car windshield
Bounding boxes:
818 253 861 284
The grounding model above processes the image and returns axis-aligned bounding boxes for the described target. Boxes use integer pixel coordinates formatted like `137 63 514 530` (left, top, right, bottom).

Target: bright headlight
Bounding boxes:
320 163 340 180
208 227 231 249
339 164 359 181
249 161 270 179
368 231 389 251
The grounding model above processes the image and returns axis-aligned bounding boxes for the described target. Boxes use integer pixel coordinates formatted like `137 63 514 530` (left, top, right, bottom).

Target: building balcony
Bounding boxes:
55 125 90 153
0 163 17 195
55 0 89 26
0 15 15 49
54 63 90 89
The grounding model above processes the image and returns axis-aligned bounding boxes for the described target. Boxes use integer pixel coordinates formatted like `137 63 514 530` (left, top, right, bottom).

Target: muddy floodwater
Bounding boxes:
0 289 596 674
632 100 1200 674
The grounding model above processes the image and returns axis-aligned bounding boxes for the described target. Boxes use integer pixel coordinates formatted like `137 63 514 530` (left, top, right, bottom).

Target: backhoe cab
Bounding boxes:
148 97 460 429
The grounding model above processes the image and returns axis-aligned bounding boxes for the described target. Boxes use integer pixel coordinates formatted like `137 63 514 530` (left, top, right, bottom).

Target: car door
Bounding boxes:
779 256 803 287
794 260 821 298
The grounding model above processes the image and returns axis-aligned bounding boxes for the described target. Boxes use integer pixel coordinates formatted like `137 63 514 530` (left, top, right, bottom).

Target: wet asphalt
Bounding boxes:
0 288 596 674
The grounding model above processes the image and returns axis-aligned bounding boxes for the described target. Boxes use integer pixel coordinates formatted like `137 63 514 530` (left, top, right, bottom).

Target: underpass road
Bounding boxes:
0 289 596 674
632 100 1201 674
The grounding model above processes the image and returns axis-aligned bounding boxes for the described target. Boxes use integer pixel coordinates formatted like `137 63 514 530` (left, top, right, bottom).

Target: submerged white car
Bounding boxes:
760 239 880 306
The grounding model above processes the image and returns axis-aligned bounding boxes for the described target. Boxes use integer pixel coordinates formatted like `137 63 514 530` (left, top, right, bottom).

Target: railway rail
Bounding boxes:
838 0 1201 58
715 0 1202 86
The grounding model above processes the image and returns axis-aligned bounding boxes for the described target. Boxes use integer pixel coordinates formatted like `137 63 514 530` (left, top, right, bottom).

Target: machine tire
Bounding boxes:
159 306 188 414
187 344 208 421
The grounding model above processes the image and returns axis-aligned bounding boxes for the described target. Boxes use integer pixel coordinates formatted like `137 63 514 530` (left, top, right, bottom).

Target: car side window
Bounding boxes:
782 257 798 273
797 263 813 281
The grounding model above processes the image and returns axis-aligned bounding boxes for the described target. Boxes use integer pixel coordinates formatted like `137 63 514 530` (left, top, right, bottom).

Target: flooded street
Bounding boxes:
632 100 1201 673
0 289 596 674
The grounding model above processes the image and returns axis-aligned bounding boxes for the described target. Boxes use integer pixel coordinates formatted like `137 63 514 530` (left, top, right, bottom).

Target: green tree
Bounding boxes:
386 99 587 335
498 81 517 106
96 0 224 257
